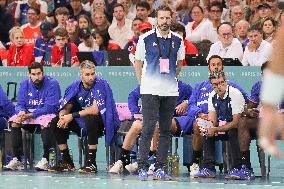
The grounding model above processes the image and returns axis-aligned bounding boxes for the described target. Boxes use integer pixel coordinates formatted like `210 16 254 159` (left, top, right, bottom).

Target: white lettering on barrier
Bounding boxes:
0 72 11 77
225 72 235 77
241 72 261 77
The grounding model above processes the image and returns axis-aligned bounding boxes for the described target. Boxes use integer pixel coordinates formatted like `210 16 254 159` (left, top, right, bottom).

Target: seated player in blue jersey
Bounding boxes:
0 84 15 134
173 55 248 176
193 71 245 179
235 62 284 180
109 80 192 174
4 62 61 171
49 60 120 173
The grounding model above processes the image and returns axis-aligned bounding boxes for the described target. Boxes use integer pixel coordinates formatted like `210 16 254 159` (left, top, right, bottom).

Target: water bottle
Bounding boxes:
165 152 173 175
69 148 73 162
172 138 180 177
49 148 56 167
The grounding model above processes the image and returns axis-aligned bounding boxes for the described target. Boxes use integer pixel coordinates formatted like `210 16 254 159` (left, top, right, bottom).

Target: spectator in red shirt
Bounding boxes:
171 23 199 66
51 27 79 67
7 26 34 67
129 21 152 65
94 30 120 50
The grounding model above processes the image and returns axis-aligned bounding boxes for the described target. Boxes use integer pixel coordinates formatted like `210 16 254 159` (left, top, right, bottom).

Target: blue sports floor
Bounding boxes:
1 138 284 189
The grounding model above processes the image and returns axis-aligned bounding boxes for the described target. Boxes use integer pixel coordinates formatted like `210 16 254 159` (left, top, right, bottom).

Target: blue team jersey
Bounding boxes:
188 80 248 115
249 80 261 104
34 37 56 66
249 80 284 110
0 85 15 118
16 76 61 118
72 85 95 111
128 80 192 116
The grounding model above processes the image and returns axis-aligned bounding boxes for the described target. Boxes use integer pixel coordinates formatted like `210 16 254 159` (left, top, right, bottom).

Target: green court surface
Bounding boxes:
1 168 284 189
1 140 284 189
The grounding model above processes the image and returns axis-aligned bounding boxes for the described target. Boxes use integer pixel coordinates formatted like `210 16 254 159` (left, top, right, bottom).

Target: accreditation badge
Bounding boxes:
159 58 170 74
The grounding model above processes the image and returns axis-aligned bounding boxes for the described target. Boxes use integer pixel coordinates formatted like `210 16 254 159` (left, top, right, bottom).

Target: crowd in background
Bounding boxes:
0 0 283 67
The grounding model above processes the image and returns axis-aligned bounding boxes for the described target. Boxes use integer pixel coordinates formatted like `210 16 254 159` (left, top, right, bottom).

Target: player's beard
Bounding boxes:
33 79 43 88
84 80 94 89
159 23 170 31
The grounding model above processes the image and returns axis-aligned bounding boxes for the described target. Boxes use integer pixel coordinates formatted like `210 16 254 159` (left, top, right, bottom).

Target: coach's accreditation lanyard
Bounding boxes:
155 29 172 74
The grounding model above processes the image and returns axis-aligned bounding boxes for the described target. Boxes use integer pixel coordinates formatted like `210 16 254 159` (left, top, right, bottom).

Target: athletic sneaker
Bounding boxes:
190 163 200 176
125 162 138 173
153 167 174 181
138 168 148 181
147 163 155 175
3 157 24 171
224 168 239 180
192 168 216 178
108 160 123 174
48 160 75 172
229 165 255 180
35 158 49 171
78 161 98 173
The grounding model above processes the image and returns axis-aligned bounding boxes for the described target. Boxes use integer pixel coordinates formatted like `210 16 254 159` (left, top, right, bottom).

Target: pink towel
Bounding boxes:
9 114 56 127
116 103 132 121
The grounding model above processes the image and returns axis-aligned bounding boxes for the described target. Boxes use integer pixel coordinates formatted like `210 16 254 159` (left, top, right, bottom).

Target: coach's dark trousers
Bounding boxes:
137 94 177 169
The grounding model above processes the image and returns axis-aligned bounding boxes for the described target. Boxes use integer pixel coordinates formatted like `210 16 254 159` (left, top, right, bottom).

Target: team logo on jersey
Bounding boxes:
172 41 174 48
28 92 33 97
153 42 157 46
201 87 207 91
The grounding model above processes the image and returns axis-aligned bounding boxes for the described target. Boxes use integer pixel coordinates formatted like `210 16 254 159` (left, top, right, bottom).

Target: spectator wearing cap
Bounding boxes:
21 6 42 44
69 0 91 21
14 0 47 26
171 23 198 66
34 21 56 66
124 17 143 54
78 28 99 52
54 7 70 31
7 27 35 66
242 24 272 66
108 3 133 49
254 3 272 26
51 27 79 67
66 18 80 46
128 21 152 64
